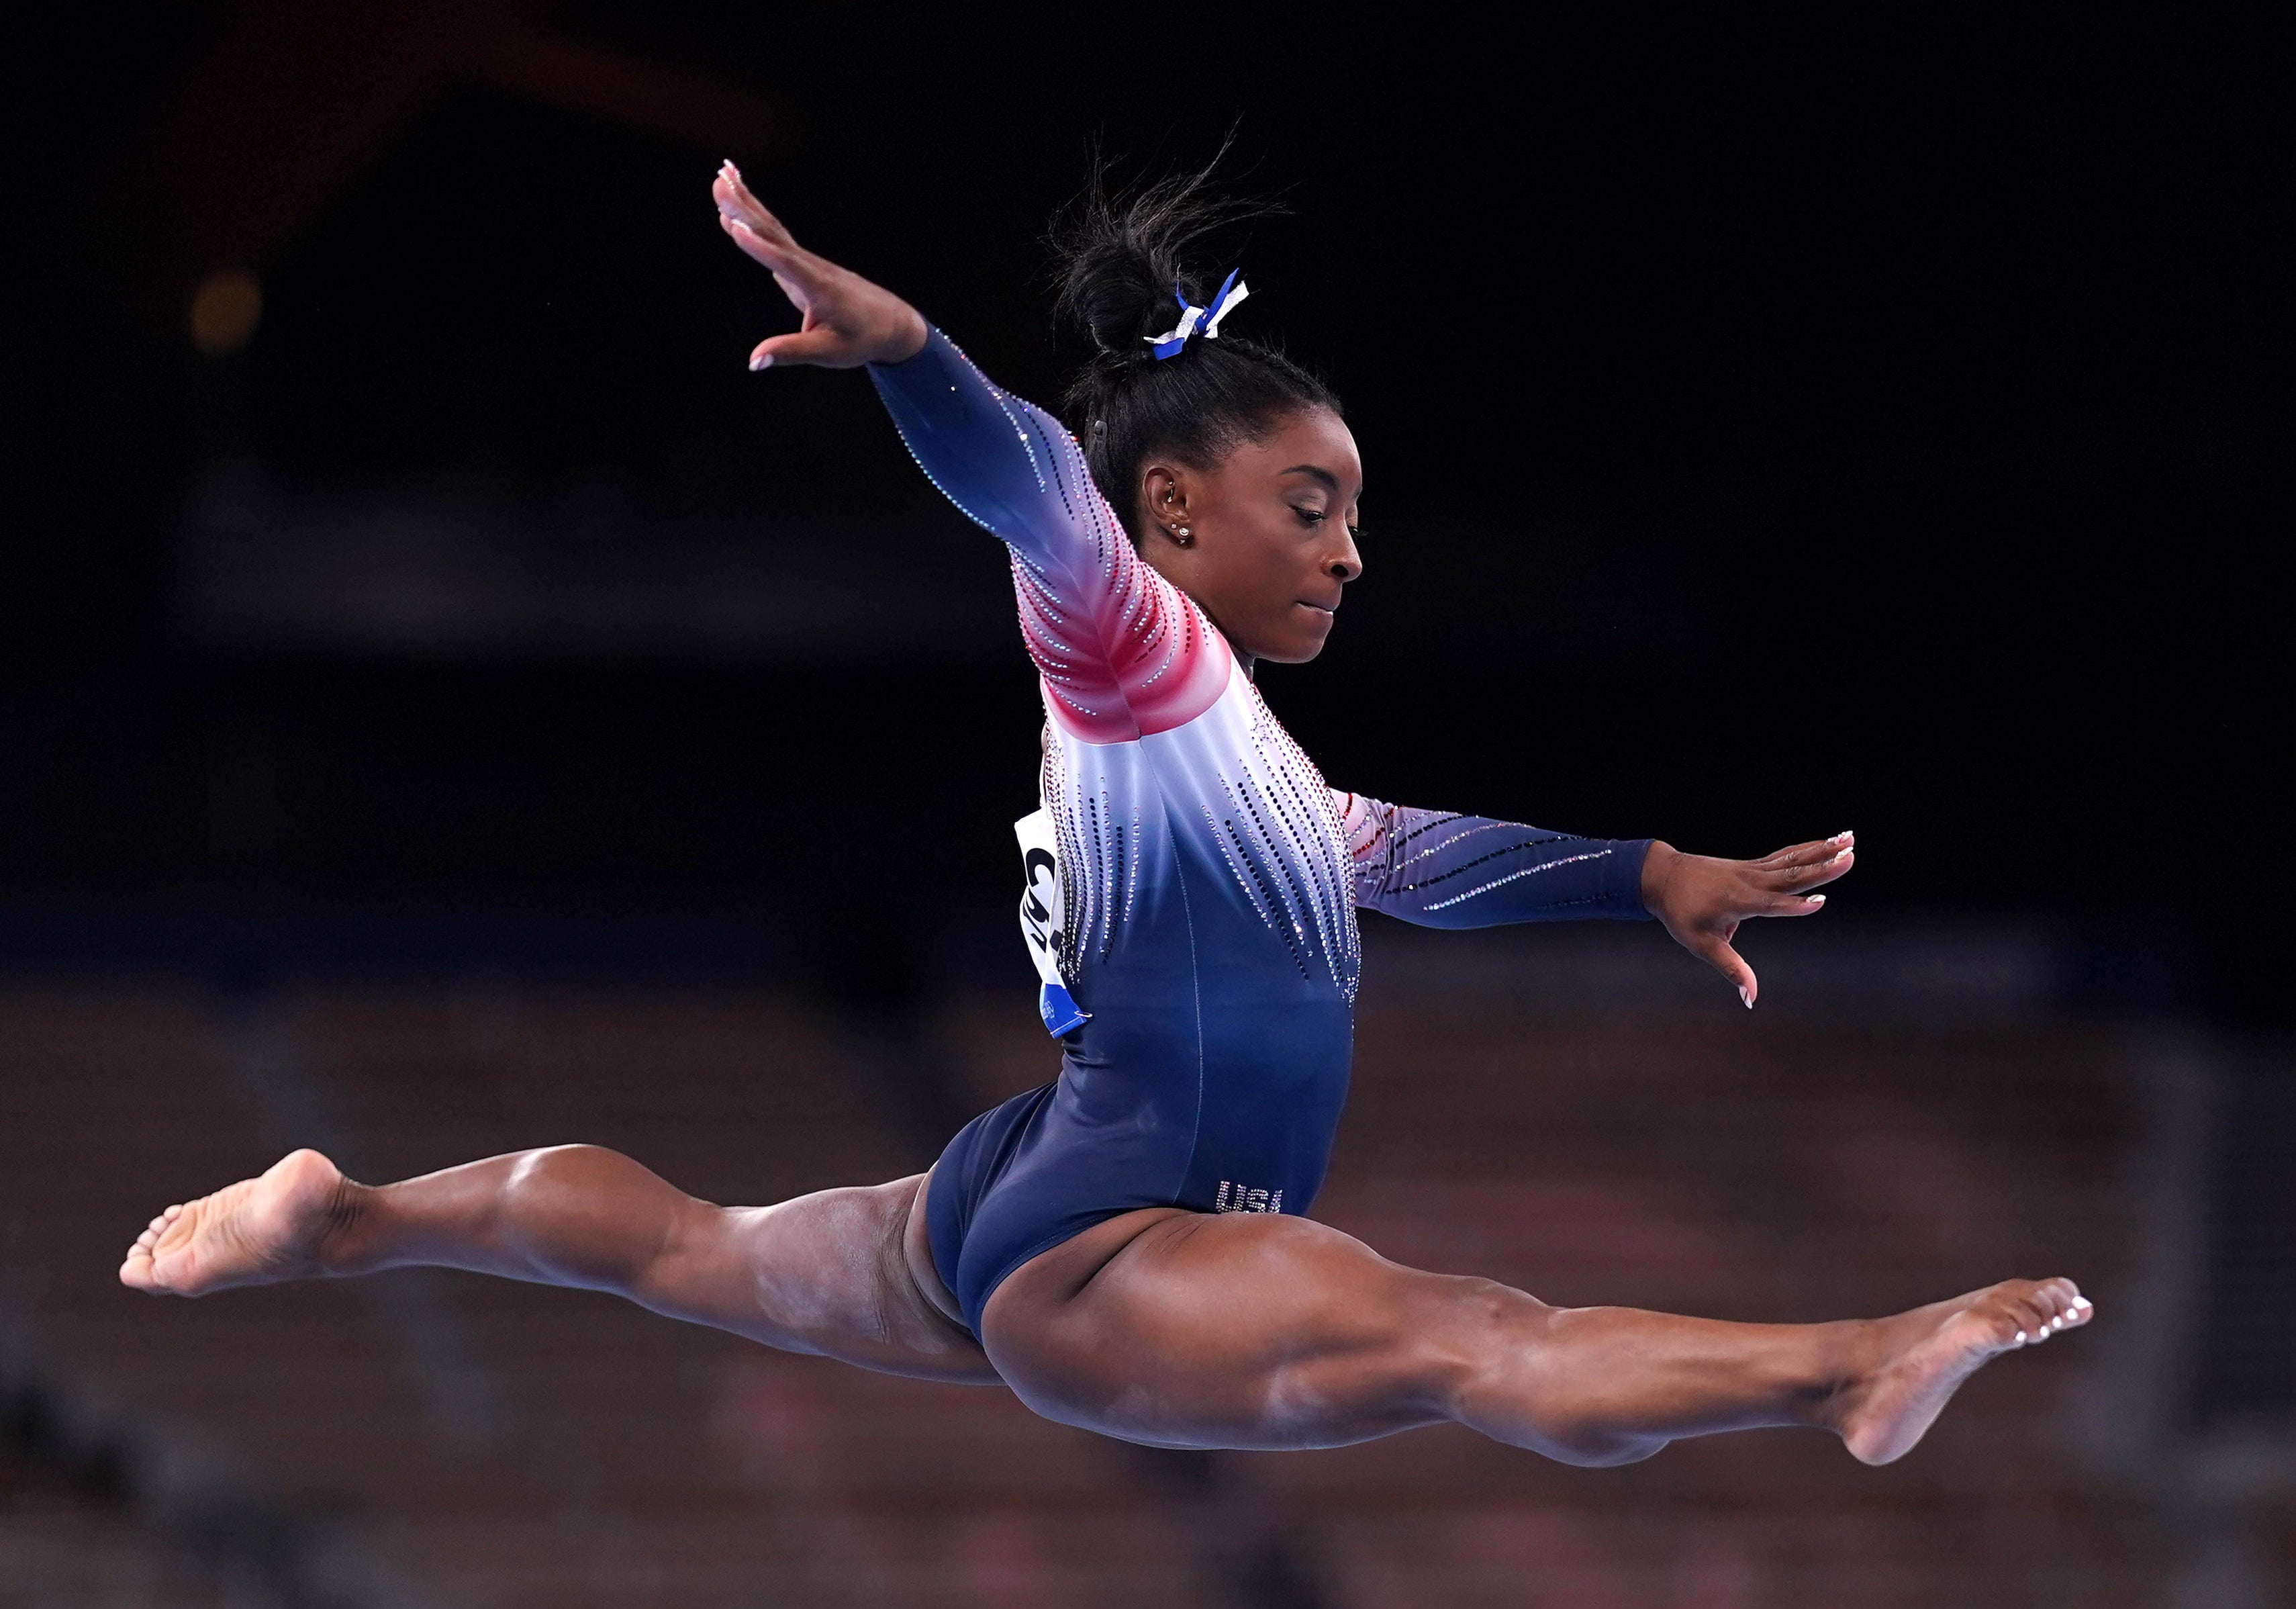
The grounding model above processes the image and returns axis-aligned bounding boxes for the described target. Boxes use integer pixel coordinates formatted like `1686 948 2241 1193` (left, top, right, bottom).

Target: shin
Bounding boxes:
331 1144 700 1294
1446 1287 1855 1463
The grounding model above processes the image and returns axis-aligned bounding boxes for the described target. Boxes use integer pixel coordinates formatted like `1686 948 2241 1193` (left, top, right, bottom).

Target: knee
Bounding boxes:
1433 1275 1549 1358
1423 1277 1551 1410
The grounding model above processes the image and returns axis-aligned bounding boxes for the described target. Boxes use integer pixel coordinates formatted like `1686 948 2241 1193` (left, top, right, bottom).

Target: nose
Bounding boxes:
1327 530 1362 583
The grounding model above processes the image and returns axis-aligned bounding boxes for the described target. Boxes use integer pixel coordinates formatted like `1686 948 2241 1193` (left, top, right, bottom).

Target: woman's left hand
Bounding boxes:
712 162 928 369
1639 832 1854 1008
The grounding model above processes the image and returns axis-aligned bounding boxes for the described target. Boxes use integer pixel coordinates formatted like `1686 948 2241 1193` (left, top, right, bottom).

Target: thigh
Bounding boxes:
642 1172 1000 1385
980 1208 1509 1449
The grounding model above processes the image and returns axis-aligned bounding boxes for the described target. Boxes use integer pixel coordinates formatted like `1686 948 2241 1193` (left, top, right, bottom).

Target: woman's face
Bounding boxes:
1132 407 1364 664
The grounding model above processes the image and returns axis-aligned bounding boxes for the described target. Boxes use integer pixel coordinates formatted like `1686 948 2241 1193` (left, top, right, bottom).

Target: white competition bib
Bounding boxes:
1014 808 1090 1036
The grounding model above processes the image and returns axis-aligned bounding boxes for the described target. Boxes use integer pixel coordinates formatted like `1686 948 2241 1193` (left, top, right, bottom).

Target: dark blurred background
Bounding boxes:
2 5 2290 1606
3 2 2284 1015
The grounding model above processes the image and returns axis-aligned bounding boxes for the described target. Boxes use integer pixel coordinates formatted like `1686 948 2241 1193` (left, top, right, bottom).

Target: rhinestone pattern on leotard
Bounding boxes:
877 327 1652 1327
872 325 1648 1003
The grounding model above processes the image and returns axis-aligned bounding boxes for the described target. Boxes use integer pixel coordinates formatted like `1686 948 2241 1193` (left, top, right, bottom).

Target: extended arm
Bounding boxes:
715 157 1100 565
1336 792 1650 928
865 331 1118 573
714 163 1225 739
1338 789 1856 1006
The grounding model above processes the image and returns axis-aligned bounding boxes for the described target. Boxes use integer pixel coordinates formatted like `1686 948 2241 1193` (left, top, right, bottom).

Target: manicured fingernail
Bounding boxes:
1807 894 1825 906
2073 1296 2092 1310
1739 986 1753 1009
2014 1331 2027 1344
749 353 771 371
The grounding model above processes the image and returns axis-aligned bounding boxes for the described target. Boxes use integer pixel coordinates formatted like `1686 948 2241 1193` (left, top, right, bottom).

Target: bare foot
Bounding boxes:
1835 1277 2093 1465
119 1149 355 1296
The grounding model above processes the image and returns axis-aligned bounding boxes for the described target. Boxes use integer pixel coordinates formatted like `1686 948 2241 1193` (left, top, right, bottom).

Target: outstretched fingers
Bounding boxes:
713 161 828 320
1752 829 1851 865
1750 833 1854 914
708 160 926 371
718 214 820 302
714 214 844 369
714 163 826 294
713 161 794 247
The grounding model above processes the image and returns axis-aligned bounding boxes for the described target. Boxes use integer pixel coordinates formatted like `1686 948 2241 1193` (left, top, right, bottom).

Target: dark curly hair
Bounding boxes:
1049 160 1341 542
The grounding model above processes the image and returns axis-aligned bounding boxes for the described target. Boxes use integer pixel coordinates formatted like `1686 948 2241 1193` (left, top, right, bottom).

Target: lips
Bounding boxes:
1295 600 1338 616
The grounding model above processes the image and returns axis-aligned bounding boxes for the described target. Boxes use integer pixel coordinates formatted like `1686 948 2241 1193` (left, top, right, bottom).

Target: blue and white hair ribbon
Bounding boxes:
1145 269 1251 359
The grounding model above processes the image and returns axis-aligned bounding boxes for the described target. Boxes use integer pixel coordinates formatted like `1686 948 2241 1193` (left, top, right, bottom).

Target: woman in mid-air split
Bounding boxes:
122 162 2091 1468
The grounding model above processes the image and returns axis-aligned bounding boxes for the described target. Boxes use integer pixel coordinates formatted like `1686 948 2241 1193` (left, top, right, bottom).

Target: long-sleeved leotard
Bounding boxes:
872 330 1651 1335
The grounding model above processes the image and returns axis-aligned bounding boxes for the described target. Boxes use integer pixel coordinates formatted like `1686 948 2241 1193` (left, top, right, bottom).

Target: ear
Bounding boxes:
1137 462 1195 549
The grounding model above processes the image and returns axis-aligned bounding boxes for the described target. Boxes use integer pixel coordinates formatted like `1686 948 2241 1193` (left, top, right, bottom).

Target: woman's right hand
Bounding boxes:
712 162 928 370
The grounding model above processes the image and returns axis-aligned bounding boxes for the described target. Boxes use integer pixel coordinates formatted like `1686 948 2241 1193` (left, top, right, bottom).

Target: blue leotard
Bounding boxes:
871 331 1652 1336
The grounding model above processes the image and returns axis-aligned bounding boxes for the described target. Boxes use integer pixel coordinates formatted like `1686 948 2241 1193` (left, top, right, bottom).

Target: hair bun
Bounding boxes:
1044 154 1339 543
1051 161 1253 359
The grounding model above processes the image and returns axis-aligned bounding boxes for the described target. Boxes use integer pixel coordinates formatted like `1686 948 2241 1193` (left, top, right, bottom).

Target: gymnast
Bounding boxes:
122 163 2089 1467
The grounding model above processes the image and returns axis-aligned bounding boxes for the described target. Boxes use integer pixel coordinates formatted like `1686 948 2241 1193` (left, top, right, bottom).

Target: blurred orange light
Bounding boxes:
190 268 263 355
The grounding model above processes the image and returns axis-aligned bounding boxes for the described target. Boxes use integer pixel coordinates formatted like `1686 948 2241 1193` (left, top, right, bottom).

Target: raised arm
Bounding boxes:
864 329 1113 577
714 163 1227 739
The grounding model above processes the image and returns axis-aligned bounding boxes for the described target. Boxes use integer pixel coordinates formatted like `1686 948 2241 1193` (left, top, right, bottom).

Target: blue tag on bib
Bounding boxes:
1036 981 1088 1038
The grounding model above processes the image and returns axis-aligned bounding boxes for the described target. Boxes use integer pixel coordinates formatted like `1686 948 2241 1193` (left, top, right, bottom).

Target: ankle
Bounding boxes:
314 1176 380 1275
1810 1318 1881 1432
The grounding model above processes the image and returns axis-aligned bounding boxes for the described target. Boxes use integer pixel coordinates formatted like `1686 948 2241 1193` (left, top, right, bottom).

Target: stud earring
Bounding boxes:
1171 524 1193 545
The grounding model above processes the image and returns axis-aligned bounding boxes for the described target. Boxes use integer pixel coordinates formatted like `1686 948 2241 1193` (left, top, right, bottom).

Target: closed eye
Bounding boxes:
1293 508 1362 539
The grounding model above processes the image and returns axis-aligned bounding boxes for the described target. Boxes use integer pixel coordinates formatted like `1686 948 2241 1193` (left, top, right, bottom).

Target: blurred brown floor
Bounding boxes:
0 962 2252 1606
